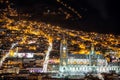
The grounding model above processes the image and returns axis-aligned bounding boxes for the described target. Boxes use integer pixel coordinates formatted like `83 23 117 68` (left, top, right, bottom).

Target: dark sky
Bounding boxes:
65 0 120 35
89 0 119 34
1 0 120 35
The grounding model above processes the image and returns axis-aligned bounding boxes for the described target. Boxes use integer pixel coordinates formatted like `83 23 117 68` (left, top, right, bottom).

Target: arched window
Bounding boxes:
63 67 65 71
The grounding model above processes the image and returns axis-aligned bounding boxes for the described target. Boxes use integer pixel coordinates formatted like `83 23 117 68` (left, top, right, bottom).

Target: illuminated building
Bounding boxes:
58 38 120 78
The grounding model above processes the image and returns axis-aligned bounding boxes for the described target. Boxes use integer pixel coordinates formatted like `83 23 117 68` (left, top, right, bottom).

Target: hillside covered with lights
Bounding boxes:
0 0 120 64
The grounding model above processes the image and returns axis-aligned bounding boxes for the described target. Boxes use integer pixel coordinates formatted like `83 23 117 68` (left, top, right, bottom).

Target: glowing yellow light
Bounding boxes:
9 50 14 57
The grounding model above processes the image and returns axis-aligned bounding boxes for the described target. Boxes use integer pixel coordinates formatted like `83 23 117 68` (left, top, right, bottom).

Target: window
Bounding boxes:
63 67 65 70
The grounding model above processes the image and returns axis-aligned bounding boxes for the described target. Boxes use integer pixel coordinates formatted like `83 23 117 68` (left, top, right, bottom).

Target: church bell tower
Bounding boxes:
59 38 68 73
89 44 97 73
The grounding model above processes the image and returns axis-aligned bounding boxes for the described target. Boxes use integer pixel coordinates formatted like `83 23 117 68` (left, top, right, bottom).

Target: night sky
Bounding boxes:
1 0 120 35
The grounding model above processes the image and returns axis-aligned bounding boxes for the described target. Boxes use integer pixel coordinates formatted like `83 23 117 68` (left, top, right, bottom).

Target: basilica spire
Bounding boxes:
90 43 95 55
59 36 68 73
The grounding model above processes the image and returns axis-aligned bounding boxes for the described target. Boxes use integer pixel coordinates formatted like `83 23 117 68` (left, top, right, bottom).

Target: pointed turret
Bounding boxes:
90 43 95 55
89 43 98 67
60 37 68 59
59 35 68 73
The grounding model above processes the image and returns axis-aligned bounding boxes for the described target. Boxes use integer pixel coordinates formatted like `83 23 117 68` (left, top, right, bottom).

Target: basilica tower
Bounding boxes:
59 38 68 73
89 44 98 73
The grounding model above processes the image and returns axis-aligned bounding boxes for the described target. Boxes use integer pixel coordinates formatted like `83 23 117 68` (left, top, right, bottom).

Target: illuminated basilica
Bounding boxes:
58 38 120 77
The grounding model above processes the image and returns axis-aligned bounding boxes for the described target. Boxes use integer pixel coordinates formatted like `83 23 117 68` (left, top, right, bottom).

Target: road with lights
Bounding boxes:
43 38 53 72
0 42 18 67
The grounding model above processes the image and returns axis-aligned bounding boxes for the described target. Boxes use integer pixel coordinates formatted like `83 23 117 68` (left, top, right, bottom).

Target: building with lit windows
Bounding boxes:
57 38 120 78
